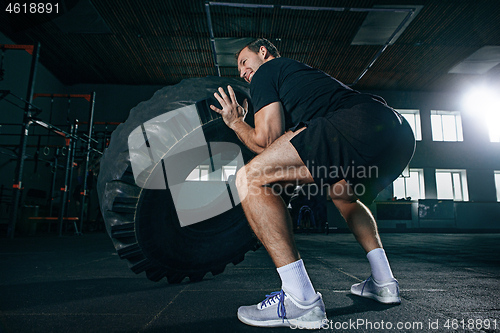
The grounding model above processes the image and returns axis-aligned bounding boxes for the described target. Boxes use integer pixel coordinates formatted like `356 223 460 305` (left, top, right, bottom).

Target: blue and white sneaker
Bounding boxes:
237 289 327 329
350 276 401 304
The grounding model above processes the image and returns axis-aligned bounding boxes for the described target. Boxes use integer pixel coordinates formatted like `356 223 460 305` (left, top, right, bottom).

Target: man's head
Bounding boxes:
236 38 280 83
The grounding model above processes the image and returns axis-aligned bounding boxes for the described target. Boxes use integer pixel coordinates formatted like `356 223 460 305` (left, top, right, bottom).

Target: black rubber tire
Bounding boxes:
97 76 259 283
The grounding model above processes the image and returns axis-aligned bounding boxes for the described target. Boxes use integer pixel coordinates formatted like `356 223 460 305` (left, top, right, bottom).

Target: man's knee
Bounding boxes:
236 160 266 186
329 180 358 203
236 162 270 199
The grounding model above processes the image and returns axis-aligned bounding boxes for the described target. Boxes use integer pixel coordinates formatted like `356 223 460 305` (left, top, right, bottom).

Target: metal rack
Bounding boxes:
1 43 101 237
31 93 98 235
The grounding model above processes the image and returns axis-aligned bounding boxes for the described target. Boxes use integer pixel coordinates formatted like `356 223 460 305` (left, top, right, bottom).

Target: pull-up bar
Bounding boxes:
31 119 75 140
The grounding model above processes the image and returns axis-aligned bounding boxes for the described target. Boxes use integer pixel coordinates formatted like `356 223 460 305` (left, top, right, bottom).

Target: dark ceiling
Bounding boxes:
1 0 499 92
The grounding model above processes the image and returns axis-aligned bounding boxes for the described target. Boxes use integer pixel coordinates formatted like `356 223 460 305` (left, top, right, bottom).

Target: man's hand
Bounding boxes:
210 85 248 129
210 86 284 154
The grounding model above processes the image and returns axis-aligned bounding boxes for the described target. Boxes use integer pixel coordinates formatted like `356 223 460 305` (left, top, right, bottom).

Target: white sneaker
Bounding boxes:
237 290 327 329
350 276 401 304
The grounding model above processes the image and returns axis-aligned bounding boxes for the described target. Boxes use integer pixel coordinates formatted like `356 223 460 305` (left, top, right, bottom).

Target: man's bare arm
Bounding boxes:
230 102 284 154
210 85 284 154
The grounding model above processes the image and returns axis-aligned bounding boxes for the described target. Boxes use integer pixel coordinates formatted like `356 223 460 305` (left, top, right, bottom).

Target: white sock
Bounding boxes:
276 259 317 302
366 248 395 282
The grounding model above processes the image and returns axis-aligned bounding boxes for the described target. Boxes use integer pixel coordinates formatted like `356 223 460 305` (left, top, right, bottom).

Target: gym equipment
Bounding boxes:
2 43 40 239
1 42 100 237
42 96 55 156
1 88 98 236
31 93 97 235
97 76 259 283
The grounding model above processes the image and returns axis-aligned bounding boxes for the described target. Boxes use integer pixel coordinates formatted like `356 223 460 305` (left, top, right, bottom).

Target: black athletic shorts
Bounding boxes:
289 102 415 204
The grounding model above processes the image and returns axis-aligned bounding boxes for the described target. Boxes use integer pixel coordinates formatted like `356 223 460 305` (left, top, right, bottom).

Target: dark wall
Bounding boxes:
66 83 164 124
2 32 499 230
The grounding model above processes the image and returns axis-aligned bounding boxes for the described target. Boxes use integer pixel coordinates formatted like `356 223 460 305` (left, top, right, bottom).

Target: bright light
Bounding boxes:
463 87 499 113
463 86 500 142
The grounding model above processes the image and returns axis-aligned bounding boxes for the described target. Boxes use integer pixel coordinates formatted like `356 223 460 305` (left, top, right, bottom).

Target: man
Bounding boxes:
210 39 415 329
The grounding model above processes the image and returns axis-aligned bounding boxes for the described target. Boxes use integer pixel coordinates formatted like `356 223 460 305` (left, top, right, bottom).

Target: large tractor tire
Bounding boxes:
97 77 259 283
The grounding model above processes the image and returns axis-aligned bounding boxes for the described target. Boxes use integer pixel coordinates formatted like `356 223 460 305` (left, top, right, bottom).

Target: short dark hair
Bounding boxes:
236 38 281 59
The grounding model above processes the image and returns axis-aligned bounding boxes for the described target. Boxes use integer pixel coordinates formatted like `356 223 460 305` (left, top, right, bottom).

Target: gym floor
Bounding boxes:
1 232 499 333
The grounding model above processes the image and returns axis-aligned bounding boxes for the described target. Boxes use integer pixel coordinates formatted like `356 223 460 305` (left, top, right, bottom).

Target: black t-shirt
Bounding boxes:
250 57 386 129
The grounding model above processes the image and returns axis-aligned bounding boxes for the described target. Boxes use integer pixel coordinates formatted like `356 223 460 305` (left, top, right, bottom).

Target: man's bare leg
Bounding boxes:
240 182 299 267
329 180 382 253
329 181 398 302
235 129 314 268
234 129 323 304
235 130 328 327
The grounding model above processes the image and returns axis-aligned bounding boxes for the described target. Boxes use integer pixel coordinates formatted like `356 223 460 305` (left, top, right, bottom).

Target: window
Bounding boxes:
431 110 464 142
397 109 422 141
222 165 237 181
495 171 500 202
186 165 210 181
393 168 425 200
186 165 237 181
435 169 469 201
